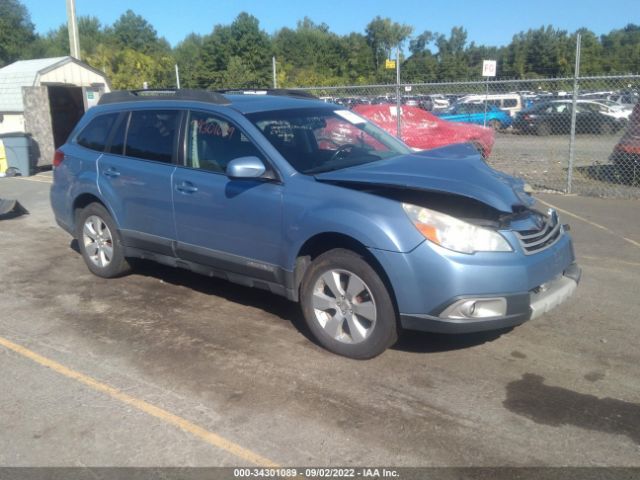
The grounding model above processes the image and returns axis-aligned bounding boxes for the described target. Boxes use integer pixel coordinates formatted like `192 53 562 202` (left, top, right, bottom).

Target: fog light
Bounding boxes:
440 297 507 320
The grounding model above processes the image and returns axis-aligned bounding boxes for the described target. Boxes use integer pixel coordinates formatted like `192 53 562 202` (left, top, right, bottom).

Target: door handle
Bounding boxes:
175 181 198 194
103 168 120 178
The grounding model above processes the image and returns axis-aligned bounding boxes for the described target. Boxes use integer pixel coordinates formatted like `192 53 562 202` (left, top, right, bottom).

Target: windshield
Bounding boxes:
247 107 411 174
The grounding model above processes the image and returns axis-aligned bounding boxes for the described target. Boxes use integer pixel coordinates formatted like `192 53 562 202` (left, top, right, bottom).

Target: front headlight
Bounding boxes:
402 203 512 254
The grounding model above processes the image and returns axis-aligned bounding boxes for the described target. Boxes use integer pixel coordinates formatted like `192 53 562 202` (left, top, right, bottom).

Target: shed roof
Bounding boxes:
0 56 108 113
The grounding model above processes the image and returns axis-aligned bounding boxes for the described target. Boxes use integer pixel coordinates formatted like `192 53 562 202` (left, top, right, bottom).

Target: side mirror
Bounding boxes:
226 156 266 179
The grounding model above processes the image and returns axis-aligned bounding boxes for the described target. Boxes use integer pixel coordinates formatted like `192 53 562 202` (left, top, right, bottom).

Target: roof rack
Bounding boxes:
216 88 317 100
98 89 231 106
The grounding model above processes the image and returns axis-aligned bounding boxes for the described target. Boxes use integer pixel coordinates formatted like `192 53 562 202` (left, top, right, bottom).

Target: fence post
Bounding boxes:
567 33 581 194
395 46 401 138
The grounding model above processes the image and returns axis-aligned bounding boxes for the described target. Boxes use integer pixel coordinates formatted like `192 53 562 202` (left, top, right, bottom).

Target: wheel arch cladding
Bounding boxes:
293 233 400 318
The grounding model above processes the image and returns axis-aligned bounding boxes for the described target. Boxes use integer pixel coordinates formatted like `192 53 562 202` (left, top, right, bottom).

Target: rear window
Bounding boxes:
76 113 119 152
125 110 180 163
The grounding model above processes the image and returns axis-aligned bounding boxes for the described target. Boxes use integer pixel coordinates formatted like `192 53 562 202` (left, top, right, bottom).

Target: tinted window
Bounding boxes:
125 110 179 163
76 113 118 151
186 111 263 172
108 112 128 155
503 99 518 108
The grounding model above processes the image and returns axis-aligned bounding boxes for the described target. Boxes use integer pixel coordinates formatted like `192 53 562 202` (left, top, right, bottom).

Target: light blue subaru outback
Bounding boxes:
50 89 581 358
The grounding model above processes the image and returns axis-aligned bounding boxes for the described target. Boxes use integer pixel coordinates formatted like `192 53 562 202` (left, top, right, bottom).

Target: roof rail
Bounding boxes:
216 88 317 100
98 89 231 105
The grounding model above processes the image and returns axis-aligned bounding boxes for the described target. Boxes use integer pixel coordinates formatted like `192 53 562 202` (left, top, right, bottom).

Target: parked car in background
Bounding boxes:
513 100 626 135
457 93 524 117
610 101 640 178
50 88 580 358
436 103 513 130
353 104 495 158
607 91 639 108
579 99 633 121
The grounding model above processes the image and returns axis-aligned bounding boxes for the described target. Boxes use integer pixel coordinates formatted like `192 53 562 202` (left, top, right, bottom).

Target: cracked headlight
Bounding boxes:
402 203 512 254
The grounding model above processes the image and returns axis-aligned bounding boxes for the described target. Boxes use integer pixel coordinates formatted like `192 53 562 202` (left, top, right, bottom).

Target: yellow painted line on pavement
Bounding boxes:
538 199 640 249
0 335 279 467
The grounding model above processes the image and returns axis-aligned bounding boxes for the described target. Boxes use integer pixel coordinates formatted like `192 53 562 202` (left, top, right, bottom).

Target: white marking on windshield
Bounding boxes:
334 110 366 125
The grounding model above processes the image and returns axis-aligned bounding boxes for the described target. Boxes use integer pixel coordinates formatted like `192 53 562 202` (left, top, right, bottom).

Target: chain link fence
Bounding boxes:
294 75 640 199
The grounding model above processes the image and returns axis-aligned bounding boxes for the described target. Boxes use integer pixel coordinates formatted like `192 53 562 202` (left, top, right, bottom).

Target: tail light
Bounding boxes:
53 149 64 168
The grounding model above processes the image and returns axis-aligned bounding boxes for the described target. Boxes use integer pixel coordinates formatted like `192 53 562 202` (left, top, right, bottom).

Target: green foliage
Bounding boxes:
0 0 36 66
173 33 204 88
1 0 639 88
193 12 272 89
365 16 413 75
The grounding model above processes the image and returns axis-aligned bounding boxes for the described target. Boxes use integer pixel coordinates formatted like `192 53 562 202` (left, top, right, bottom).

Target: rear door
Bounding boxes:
97 109 181 256
171 109 285 283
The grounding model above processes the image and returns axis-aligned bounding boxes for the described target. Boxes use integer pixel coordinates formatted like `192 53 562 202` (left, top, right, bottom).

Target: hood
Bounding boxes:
315 143 534 213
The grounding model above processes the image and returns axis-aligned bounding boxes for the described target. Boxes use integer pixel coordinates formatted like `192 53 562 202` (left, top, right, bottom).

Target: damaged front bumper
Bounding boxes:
400 263 582 334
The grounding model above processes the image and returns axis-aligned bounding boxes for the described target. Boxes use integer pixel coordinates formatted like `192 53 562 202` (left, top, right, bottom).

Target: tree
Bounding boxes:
365 16 413 73
30 16 107 59
0 0 36 66
111 10 169 55
194 13 272 89
173 33 204 88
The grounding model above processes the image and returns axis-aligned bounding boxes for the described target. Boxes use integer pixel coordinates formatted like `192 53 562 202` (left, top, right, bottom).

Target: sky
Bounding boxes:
20 0 640 47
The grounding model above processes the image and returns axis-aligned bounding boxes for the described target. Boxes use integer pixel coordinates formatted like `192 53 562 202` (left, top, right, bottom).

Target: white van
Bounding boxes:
458 93 524 117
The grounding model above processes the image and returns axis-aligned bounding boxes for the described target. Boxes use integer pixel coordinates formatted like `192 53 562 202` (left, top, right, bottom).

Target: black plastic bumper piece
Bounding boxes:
400 311 530 334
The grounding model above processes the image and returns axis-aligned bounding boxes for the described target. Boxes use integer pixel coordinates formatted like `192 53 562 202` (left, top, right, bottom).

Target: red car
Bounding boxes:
611 102 640 178
352 104 495 158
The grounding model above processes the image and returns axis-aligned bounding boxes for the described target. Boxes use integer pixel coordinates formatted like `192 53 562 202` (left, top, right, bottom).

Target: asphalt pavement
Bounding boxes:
0 172 638 468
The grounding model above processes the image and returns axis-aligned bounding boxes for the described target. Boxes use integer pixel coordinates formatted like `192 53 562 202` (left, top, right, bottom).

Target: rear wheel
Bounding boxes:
488 119 501 131
599 122 613 135
76 203 131 278
300 249 398 359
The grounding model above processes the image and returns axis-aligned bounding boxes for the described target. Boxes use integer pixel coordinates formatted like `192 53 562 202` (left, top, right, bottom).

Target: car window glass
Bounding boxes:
554 104 570 114
249 108 410 174
125 110 179 163
76 113 118 152
108 113 128 155
186 111 263 173
504 99 518 108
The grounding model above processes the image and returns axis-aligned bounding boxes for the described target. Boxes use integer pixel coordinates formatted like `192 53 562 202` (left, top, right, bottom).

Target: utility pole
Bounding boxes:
272 56 277 89
175 64 181 89
395 46 401 138
66 0 81 60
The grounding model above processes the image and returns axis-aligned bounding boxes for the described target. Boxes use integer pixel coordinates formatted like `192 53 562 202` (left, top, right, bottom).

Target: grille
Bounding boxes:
514 209 563 255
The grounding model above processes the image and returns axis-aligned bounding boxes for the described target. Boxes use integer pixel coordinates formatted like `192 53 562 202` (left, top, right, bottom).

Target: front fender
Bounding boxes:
282 179 424 270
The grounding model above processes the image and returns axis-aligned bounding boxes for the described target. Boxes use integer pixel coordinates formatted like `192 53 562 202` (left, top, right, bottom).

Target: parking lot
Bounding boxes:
0 172 639 467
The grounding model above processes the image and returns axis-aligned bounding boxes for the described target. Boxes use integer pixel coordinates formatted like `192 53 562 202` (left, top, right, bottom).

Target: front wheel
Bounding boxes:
300 249 398 359
76 203 131 278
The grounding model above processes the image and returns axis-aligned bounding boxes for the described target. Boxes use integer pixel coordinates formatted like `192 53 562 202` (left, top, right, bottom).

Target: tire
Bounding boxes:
75 203 131 278
300 248 398 359
536 122 551 136
599 122 613 135
488 119 501 131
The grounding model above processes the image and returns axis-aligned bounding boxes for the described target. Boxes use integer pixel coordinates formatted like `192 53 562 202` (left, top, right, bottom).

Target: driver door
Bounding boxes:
172 110 284 281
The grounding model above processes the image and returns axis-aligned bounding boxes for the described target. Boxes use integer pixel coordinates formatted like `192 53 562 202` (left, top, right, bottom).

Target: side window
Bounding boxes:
186 111 263 172
503 99 518 108
76 113 119 152
108 112 128 155
125 110 179 163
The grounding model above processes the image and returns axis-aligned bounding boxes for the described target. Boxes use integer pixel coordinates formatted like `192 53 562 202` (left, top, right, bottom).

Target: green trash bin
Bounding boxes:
0 132 34 177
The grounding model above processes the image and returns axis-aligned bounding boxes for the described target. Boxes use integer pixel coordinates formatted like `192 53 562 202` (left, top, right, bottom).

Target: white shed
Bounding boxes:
0 56 110 166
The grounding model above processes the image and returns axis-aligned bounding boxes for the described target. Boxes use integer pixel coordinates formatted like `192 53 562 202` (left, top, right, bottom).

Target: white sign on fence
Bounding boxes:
482 60 497 77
